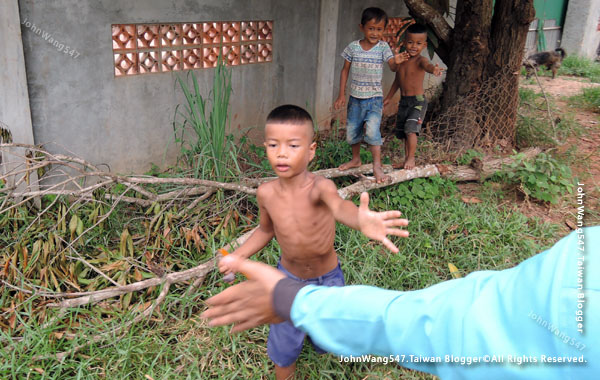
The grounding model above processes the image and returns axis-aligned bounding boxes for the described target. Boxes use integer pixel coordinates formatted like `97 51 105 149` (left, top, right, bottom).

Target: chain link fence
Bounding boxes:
415 67 521 162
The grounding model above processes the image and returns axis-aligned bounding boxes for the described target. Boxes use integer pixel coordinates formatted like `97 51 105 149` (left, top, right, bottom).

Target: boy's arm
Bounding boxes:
419 57 444 76
219 186 274 273
383 72 400 107
334 59 351 110
317 179 409 253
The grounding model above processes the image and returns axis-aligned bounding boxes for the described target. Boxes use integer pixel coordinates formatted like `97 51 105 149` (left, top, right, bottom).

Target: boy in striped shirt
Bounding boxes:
334 7 408 183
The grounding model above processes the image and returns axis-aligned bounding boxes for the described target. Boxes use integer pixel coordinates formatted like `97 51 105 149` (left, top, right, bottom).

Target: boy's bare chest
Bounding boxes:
400 61 425 78
265 195 330 230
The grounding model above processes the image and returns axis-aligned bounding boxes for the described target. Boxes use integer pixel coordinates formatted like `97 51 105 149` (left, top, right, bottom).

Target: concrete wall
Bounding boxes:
15 0 448 175
562 0 600 59
0 0 39 201
18 0 319 174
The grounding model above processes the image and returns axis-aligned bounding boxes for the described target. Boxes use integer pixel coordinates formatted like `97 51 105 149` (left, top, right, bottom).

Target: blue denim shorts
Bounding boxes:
345 96 383 146
267 260 345 367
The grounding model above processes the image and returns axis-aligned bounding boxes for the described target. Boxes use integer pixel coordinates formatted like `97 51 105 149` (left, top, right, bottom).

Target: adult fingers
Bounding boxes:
204 282 246 307
231 315 282 333
205 308 252 327
220 255 286 285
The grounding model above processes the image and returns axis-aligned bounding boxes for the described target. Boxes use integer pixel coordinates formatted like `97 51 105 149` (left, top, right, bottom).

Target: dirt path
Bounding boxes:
515 75 599 229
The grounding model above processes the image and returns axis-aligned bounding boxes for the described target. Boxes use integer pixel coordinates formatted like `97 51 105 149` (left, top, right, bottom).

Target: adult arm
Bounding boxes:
204 228 599 378
288 228 598 378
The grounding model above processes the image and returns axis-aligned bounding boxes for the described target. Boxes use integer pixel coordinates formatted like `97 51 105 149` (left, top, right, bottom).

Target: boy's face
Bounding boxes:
359 18 386 46
264 121 316 179
405 32 427 57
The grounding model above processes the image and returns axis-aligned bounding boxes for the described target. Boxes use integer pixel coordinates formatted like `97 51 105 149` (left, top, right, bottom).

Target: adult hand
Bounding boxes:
202 255 287 332
357 192 409 253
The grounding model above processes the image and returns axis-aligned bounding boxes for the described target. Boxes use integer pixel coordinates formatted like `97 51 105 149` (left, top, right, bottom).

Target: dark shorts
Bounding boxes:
267 261 345 367
395 95 428 139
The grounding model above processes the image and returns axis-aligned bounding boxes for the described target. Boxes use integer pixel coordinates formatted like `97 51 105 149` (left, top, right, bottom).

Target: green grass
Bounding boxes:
567 86 600 113
516 85 582 149
558 55 600 83
1 177 561 380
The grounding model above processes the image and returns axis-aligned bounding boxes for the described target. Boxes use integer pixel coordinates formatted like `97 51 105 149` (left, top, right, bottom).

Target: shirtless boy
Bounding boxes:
219 104 409 380
383 24 444 169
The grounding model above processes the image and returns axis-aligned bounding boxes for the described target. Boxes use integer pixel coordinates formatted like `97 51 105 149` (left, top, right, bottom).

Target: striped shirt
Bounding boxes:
341 40 393 99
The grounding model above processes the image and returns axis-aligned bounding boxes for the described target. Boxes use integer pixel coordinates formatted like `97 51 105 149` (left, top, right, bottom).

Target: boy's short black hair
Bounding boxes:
406 23 427 35
266 105 314 135
361 7 388 27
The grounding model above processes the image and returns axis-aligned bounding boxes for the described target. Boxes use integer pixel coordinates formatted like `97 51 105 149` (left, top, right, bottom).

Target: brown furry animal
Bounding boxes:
524 48 566 79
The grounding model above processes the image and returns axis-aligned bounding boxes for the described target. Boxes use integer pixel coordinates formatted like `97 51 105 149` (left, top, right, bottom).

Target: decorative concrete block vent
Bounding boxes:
382 17 413 49
112 20 273 76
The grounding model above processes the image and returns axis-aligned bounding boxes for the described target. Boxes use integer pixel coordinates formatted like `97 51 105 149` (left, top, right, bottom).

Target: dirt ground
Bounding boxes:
492 75 599 231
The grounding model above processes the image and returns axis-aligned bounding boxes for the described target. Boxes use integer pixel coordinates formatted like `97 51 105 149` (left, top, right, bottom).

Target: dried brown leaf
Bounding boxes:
461 196 482 204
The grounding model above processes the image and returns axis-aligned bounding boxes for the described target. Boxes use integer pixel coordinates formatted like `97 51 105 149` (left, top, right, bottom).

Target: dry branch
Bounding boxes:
241 163 395 186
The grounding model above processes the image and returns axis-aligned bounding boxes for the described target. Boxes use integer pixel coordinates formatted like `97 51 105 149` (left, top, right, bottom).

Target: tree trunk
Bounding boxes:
487 0 536 76
480 0 535 142
440 0 493 110
407 0 535 148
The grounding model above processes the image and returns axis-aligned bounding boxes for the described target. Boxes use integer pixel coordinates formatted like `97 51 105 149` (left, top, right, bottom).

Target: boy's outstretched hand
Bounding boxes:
394 50 410 65
202 255 286 332
357 192 409 253
432 64 444 77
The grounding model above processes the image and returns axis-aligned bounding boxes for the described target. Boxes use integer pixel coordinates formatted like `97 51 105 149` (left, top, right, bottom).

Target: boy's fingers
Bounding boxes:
378 210 402 220
387 228 410 237
359 192 370 211
382 238 399 253
384 218 409 227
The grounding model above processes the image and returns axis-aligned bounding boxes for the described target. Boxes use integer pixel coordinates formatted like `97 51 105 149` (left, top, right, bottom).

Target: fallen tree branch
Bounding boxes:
49 260 214 309
241 163 395 186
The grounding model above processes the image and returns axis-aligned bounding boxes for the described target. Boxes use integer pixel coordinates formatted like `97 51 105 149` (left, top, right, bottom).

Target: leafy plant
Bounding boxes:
495 152 574 204
370 176 457 209
457 149 484 165
174 57 239 181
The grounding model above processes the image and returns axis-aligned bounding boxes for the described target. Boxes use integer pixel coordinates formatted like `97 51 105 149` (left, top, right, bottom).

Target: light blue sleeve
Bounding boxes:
290 227 599 379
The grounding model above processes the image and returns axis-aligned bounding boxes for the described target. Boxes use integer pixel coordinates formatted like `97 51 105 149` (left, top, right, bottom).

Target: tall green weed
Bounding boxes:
174 58 239 181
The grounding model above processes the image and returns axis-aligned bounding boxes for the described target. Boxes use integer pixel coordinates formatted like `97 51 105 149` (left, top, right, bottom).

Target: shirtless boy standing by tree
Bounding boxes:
383 24 444 169
219 104 409 380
